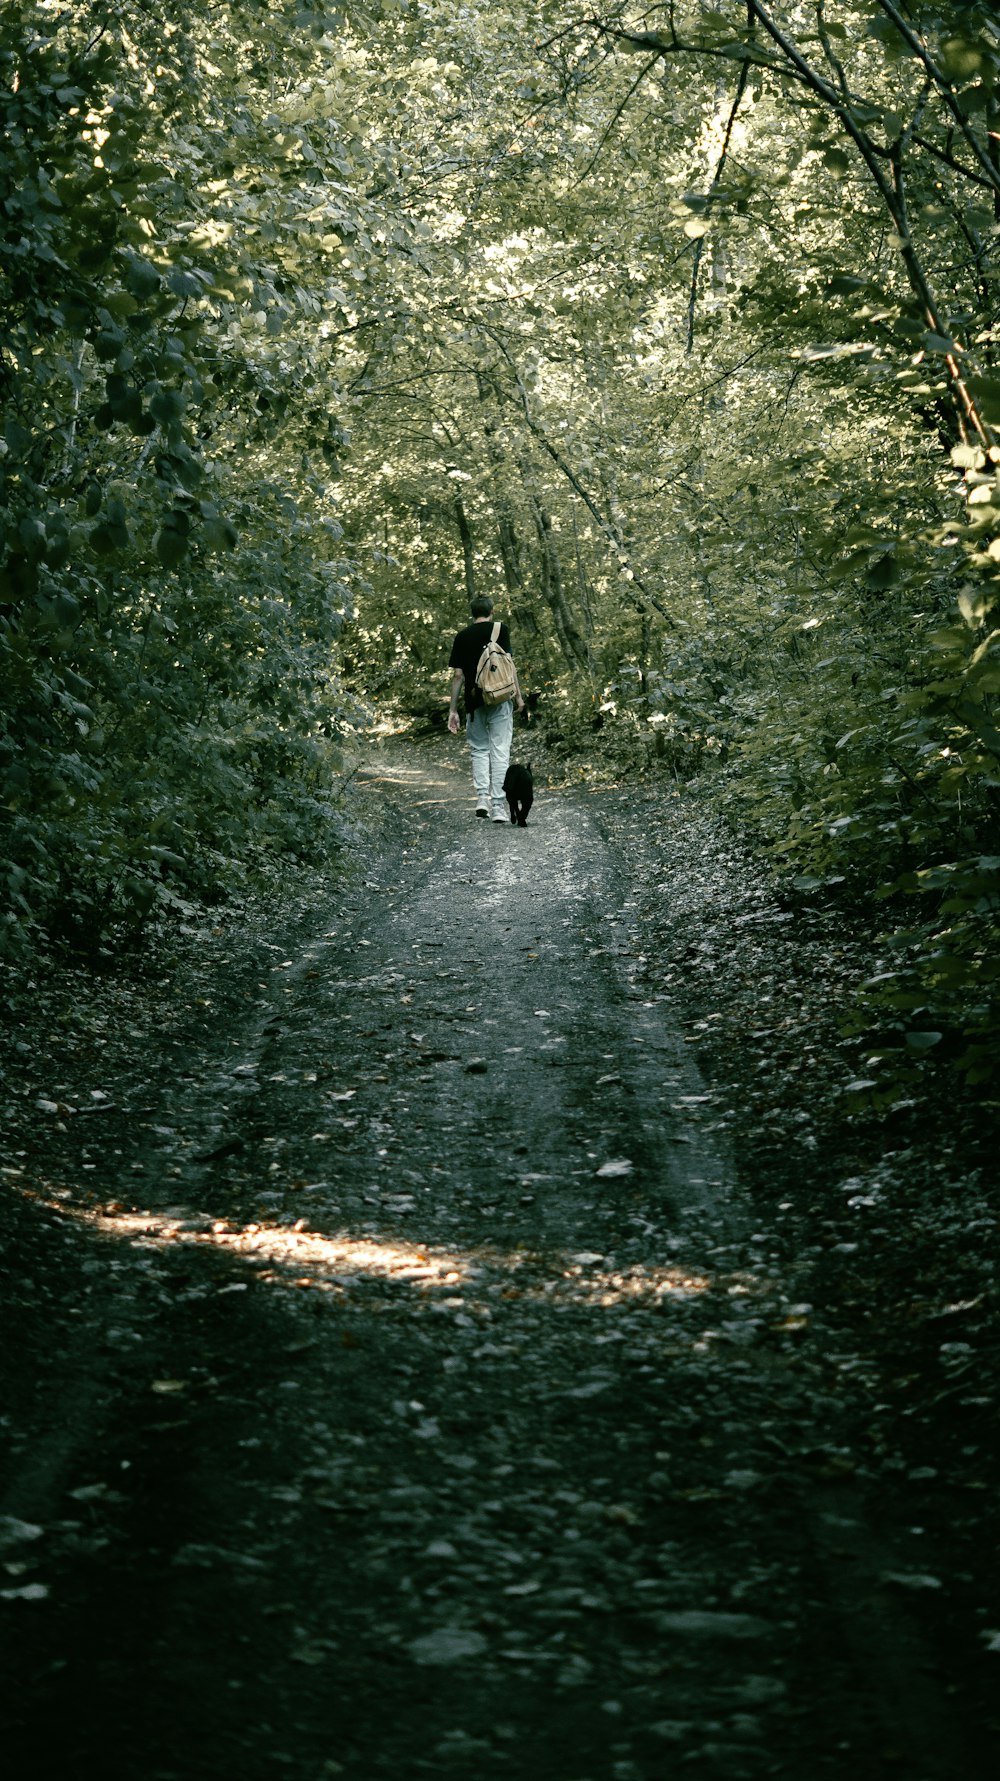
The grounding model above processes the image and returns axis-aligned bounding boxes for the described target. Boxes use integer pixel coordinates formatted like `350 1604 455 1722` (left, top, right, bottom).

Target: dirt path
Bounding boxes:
1 745 995 1779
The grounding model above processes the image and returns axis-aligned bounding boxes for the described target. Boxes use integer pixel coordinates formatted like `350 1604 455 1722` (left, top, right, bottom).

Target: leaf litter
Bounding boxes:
0 747 997 1775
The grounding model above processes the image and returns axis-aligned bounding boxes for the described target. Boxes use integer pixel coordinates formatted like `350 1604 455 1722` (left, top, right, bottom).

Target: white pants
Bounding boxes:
467 701 514 812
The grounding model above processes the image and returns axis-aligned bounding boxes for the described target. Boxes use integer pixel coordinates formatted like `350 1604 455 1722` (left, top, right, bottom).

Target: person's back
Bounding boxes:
450 618 510 712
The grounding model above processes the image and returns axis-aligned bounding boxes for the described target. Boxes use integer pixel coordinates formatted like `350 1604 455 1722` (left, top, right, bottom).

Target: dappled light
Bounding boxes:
34 1185 718 1312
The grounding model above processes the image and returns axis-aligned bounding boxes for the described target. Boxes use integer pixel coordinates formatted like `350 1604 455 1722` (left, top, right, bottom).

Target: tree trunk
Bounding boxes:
476 384 541 639
475 372 583 680
454 497 475 605
529 490 591 678
571 502 595 639
496 507 525 603
638 612 652 698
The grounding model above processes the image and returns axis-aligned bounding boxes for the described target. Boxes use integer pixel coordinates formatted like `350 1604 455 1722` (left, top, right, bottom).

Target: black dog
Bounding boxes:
503 762 533 827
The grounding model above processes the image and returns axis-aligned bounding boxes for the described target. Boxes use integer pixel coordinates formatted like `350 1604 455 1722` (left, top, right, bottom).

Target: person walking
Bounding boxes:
447 594 525 821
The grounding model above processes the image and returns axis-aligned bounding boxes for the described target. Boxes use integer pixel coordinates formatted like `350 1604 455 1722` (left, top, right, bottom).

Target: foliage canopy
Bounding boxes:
3 0 1000 1076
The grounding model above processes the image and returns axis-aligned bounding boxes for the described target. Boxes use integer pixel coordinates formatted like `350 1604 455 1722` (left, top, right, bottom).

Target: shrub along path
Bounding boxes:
0 739 997 1779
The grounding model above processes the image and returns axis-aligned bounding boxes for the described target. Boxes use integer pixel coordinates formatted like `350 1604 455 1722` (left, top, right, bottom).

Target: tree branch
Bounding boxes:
686 60 750 355
477 324 675 626
910 131 996 192
874 0 1000 199
575 53 662 185
613 0 998 446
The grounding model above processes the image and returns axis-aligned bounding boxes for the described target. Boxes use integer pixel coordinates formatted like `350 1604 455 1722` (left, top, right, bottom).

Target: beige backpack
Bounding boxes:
475 621 517 708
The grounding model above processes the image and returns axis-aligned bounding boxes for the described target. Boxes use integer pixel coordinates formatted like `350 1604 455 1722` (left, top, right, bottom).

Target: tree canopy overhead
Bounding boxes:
3 0 1000 1076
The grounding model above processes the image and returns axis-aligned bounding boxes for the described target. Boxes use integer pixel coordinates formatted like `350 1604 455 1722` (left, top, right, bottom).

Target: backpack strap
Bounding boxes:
491 621 500 643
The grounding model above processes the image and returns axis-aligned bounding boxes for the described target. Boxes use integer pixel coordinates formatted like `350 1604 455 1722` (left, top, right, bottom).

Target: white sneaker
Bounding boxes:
491 808 507 824
475 801 489 818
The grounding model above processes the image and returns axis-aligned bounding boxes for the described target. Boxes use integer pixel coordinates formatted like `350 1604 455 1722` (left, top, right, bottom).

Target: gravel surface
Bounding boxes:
1 739 997 1780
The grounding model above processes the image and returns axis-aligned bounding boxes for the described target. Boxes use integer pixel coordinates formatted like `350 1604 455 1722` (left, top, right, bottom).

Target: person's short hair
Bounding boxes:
470 594 494 618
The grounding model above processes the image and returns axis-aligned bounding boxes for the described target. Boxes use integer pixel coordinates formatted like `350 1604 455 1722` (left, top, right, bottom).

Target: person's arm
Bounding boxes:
447 667 464 734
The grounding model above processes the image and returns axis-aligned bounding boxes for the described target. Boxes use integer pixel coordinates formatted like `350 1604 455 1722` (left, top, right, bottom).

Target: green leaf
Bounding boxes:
939 36 984 79
951 445 984 469
89 521 128 556
866 553 898 590
93 328 125 362
19 517 46 557
150 389 186 427
103 291 139 319
966 376 1000 423
204 518 238 552
930 626 972 650
154 527 188 568
153 508 190 568
125 255 161 298
167 269 204 299
958 585 996 627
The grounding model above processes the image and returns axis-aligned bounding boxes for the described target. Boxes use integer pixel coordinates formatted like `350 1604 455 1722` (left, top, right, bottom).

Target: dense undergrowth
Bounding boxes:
1 3 358 953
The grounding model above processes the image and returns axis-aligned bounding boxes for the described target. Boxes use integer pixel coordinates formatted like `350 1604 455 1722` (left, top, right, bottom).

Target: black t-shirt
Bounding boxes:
449 619 512 714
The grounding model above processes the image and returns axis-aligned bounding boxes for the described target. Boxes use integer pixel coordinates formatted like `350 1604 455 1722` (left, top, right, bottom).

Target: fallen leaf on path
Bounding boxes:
568 1376 615 1399
408 1627 488 1665
173 1544 266 1570
651 1610 769 1638
605 1503 640 1525
0 1518 43 1550
596 1158 633 1178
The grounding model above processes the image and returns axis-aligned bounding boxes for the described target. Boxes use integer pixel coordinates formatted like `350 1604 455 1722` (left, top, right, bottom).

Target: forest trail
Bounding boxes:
0 743 992 1780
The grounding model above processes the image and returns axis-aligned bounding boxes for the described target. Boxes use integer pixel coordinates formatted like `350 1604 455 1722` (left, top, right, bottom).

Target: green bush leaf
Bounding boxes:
125 255 162 298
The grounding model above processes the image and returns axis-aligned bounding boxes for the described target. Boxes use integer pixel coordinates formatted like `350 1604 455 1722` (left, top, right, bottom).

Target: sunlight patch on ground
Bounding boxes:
28 1182 716 1306
84 1208 476 1288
